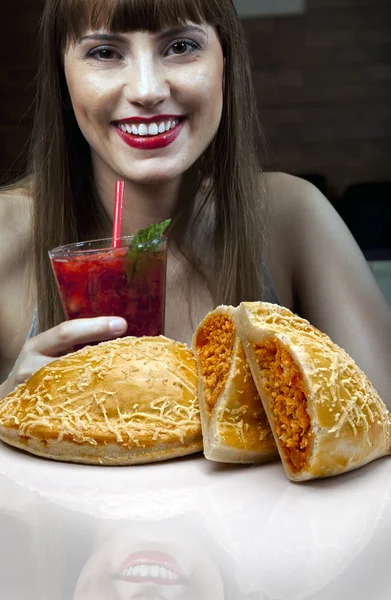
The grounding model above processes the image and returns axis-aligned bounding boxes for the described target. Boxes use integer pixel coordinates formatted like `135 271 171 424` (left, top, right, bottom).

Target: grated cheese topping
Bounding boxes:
0 336 201 450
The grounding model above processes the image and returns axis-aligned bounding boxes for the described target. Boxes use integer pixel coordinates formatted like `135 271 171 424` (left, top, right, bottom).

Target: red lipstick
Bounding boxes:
114 116 186 150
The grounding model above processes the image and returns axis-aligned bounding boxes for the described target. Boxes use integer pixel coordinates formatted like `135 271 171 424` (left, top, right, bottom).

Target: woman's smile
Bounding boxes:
114 115 187 150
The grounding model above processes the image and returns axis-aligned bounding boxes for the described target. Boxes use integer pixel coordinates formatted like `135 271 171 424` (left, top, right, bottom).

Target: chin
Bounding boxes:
123 161 192 186
145 170 181 184
126 172 179 186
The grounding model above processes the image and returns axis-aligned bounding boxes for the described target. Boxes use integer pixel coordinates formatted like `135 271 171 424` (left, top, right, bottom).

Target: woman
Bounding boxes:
1 0 390 406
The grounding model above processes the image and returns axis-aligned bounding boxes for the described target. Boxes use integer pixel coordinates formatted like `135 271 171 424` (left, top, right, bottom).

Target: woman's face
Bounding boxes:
64 23 224 185
73 520 225 600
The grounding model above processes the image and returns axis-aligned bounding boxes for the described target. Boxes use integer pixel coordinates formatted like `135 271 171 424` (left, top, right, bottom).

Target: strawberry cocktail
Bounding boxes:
49 234 168 338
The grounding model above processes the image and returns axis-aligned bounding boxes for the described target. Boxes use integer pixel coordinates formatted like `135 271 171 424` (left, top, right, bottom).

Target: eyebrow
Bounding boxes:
78 25 207 45
156 25 207 40
78 33 128 44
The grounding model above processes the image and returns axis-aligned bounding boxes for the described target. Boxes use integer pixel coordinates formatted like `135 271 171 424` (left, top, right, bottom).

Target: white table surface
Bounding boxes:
0 440 390 600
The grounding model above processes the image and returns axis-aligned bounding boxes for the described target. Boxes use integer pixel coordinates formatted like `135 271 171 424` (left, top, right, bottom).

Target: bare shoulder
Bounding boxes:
0 186 33 277
261 172 322 310
264 171 359 274
264 171 372 285
265 171 328 217
0 186 32 236
263 171 381 313
0 186 35 383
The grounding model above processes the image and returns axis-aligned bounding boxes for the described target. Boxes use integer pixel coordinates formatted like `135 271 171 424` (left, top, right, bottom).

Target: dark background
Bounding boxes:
1 0 390 198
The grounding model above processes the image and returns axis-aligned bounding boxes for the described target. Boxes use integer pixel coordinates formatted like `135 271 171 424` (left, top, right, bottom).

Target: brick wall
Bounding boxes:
243 0 391 196
1 0 390 196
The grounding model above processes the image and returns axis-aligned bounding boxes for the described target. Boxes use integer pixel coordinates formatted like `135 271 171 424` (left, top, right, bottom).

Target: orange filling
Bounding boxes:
195 315 236 415
254 340 311 472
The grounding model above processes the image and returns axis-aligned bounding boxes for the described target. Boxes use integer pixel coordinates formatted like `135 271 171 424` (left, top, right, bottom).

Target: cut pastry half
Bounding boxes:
0 336 203 465
234 302 391 481
193 306 278 464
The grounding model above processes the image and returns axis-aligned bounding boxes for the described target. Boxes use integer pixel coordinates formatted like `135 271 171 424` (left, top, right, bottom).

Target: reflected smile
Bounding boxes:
114 562 185 585
113 551 188 586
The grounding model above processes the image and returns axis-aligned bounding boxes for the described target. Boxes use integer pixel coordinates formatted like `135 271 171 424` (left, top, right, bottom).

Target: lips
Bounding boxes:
114 116 186 150
113 551 188 586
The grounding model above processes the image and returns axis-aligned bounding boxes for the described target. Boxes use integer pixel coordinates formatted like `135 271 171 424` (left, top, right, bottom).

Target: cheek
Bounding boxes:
177 65 223 120
70 79 114 112
65 64 119 120
188 558 224 599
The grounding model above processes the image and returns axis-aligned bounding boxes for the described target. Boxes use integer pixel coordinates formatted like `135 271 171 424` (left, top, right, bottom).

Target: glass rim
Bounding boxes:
48 235 168 258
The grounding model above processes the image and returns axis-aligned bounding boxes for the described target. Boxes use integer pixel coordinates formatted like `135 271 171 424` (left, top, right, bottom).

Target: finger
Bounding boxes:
12 355 60 387
27 317 128 356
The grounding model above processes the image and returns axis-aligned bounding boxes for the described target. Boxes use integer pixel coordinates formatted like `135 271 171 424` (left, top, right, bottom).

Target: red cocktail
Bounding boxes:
49 236 167 338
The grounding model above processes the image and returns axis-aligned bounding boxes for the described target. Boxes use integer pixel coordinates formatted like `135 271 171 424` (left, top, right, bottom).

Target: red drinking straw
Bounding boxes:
112 180 125 248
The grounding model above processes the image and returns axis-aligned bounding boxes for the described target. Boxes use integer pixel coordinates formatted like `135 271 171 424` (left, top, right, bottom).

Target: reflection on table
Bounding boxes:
0 442 390 600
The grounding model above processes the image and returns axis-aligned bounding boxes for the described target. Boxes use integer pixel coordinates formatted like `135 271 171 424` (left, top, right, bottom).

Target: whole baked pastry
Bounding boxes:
0 336 202 465
234 302 391 481
193 305 278 464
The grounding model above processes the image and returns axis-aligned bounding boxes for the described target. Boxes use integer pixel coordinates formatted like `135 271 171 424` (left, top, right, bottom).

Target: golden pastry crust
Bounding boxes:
0 336 203 465
235 302 391 481
193 306 278 464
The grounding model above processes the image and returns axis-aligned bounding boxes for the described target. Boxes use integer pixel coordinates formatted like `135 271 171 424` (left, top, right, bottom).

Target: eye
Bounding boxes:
86 46 122 61
166 39 201 56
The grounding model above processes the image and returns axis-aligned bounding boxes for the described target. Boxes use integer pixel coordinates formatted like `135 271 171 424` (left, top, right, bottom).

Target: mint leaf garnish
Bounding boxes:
125 219 170 282
128 219 171 252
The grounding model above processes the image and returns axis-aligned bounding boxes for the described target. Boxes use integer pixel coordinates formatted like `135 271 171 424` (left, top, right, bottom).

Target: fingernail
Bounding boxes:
109 318 126 334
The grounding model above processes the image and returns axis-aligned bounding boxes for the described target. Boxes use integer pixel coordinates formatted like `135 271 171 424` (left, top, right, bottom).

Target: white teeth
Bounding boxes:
148 123 159 136
120 564 180 580
140 564 149 576
150 565 160 578
119 119 180 136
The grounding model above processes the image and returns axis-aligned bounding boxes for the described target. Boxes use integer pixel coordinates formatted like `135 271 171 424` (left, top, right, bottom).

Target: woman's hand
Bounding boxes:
0 317 127 398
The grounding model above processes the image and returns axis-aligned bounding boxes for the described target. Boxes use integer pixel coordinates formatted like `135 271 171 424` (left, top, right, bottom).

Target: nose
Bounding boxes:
124 53 170 109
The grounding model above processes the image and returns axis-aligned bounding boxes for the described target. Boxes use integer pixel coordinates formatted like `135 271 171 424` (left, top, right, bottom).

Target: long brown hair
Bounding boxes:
30 0 269 332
